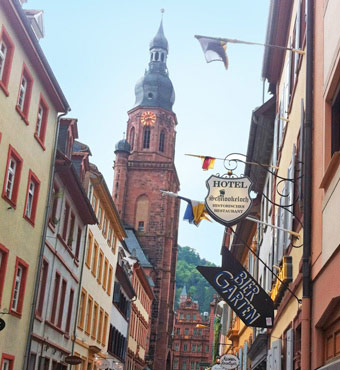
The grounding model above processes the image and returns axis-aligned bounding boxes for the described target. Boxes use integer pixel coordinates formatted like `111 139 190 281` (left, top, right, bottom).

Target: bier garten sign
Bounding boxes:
205 175 253 226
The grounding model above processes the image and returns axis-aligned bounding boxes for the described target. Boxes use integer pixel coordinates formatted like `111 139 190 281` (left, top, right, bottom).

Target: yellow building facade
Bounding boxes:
0 1 69 368
74 166 126 369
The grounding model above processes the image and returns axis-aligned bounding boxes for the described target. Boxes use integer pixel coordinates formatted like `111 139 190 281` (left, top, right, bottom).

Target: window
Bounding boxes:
183 361 187 370
0 26 14 95
97 207 103 227
0 244 9 306
138 221 144 232
186 314 191 321
75 227 82 260
184 328 189 336
67 213 75 248
175 343 179 352
91 194 97 212
85 231 93 268
16 64 33 124
92 302 98 339
77 289 86 329
184 344 188 352
97 308 104 343
159 130 165 152
91 242 99 276
107 265 113 295
180 313 184 320
103 217 107 237
103 258 108 290
193 314 197 321
2 145 23 207
174 360 178 369
143 127 151 148
130 127 135 150
85 295 93 335
10 258 28 316
36 259 48 318
192 344 196 352
97 250 104 284
24 170 40 225
1 354 14 370
102 312 109 345
65 289 74 334
50 272 61 324
205 345 209 352
28 353 36 370
331 85 340 156
176 328 180 335
57 279 67 328
34 95 49 148
62 203 70 240
107 226 112 244
49 183 60 226
197 345 201 353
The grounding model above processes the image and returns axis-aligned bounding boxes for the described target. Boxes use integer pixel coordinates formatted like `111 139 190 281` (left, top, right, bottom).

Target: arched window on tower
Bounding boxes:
135 195 149 232
130 127 135 150
159 130 165 152
161 53 165 62
143 127 151 149
155 52 159 61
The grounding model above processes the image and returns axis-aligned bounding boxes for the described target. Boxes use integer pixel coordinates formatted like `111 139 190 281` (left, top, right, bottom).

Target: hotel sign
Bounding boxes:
205 175 253 226
197 249 274 328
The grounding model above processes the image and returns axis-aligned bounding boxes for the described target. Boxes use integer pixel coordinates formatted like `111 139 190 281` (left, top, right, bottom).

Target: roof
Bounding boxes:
124 227 153 268
149 20 168 52
7 0 70 111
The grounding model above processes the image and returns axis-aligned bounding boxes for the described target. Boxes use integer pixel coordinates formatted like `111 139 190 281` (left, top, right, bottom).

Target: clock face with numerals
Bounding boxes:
141 111 156 126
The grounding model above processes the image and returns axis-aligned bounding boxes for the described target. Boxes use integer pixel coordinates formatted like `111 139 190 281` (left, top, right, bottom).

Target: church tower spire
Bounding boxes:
113 17 180 370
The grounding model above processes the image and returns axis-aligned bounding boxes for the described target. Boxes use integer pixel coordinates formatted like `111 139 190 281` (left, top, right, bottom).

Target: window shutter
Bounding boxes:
267 348 273 370
272 339 282 370
273 114 279 168
286 329 294 370
285 145 296 249
243 341 248 370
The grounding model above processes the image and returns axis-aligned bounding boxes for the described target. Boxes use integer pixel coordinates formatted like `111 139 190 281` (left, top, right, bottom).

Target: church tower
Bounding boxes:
113 20 180 370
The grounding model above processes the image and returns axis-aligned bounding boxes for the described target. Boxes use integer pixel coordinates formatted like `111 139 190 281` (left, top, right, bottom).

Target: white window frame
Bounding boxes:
1 359 11 370
25 180 35 218
18 75 27 111
35 105 44 137
6 158 17 200
0 40 7 80
11 265 23 311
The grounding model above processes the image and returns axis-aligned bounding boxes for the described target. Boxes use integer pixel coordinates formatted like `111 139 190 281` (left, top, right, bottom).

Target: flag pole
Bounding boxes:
194 35 305 55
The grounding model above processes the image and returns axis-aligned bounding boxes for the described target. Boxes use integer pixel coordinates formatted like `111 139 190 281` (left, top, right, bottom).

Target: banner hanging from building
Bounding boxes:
197 249 274 328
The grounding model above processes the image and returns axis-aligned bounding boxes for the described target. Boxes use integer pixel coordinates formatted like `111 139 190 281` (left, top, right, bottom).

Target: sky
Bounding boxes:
25 0 271 265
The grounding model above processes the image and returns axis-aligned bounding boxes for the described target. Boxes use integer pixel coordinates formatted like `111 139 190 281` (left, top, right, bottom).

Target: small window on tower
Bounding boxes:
138 221 144 232
155 52 159 61
143 127 151 149
159 131 165 152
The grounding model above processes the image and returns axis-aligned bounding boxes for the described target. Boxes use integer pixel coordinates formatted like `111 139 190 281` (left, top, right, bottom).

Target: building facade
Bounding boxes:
0 1 69 368
74 163 126 368
112 20 180 370
172 290 211 370
29 119 96 369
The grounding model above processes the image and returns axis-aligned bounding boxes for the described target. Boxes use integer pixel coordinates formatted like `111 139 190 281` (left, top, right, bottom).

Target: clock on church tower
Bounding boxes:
112 19 180 370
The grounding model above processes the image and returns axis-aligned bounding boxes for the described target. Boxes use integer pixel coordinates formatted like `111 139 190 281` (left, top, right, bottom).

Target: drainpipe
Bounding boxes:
24 109 70 370
301 0 313 369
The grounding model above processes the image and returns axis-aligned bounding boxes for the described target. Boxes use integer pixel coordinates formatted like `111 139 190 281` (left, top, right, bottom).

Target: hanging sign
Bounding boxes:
197 250 274 328
219 354 239 369
205 175 253 226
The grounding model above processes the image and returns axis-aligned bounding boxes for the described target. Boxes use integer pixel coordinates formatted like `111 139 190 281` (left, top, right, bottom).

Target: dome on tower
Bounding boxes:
114 139 131 154
134 20 175 112
149 20 168 52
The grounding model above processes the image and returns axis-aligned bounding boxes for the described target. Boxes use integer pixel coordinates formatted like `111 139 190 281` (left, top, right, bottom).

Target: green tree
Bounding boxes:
175 245 216 313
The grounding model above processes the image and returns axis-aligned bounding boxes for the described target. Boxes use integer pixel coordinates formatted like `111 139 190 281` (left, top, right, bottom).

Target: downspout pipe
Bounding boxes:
24 109 70 370
301 0 313 369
